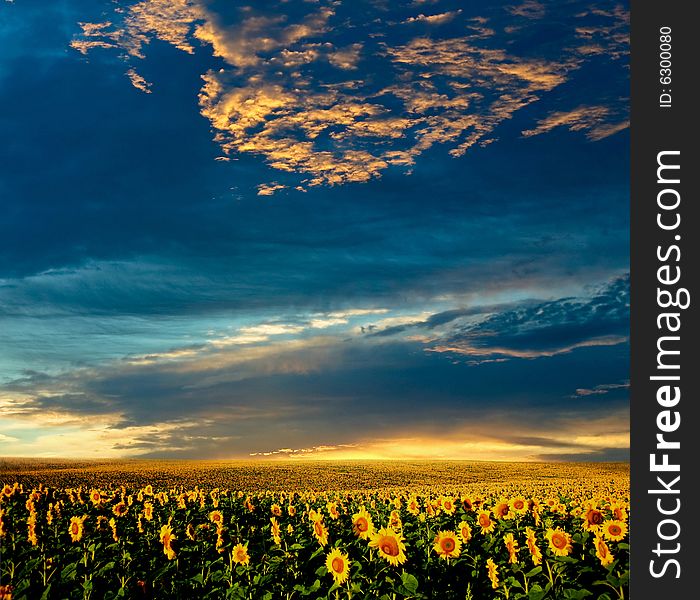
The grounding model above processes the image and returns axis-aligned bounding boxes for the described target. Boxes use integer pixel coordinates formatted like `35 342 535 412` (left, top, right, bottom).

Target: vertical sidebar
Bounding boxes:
630 0 696 597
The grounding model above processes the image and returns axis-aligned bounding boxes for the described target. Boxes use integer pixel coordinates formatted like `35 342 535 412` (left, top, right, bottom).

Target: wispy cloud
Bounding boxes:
522 106 628 141
403 10 463 25
571 381 629 398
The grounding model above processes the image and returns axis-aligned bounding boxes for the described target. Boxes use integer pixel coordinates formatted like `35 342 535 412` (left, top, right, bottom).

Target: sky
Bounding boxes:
0 0 630 461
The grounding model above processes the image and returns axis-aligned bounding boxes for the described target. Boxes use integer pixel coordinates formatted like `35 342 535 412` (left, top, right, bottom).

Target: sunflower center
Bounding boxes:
331 557 344 573
552 533 567 549
442 538 455 552
356 518 368 532
71 523 79 534
610 525 621 535
379 536 399 556
514 500 524 509
590 511 603 524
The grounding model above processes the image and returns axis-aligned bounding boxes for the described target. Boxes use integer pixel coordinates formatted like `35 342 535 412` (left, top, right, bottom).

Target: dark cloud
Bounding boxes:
535 447 630 462
430 274 628 358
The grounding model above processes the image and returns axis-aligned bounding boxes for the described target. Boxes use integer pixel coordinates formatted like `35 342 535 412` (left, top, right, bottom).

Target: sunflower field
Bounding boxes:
0 463 629 600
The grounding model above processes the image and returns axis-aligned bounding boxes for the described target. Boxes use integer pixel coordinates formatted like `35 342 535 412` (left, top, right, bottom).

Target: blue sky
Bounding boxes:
0 0 629 460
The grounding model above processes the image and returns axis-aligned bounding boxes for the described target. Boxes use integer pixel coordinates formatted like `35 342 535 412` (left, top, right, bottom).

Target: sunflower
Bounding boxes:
486 558 499 589
209 510 224 526
27 513 38 546
389 509 402 529
493 500 512 520
504 532 519 564
525 527 542 565
611 502 628 522
287 504 296 517
68 515 87 542
459 521 472 544
109 517 119 542
546 527 573 557
407 496 420 516
186 523 196 541
160 524 176 560
0 509 6 538
477 510 496 534
144 484 153 496
271 503 282 517
215 529 225 554
369 527 407 566
441 496 456 515
1 484 12 497
270 517 281 545
112 502 128 518
583 507 605 531
327 501 341 520
312 518 329 546
595 535 615 567
232 543 250 566
143 501 154 521
461 496 474 512
325 548 350 585
602 519 628 542
89 490 102 506
510 497 528 515
352 508 375 540
433 530 461 561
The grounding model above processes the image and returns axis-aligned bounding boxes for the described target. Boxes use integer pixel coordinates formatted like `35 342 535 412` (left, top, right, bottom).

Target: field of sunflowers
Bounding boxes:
0 461 629 599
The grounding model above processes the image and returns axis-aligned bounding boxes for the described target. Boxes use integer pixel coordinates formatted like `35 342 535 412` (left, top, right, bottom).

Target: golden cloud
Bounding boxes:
70 0 627 190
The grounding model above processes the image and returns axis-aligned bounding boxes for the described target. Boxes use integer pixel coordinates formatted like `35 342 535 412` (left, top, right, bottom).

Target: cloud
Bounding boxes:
327 43 363 70
0 283 629 460
426 274 629 360
361 274 629 364
507 1 546 19
125 68 152 93
68 0 627 190
572 381 629 397
522 106 628 141
403 10 463 25
257 182 287 196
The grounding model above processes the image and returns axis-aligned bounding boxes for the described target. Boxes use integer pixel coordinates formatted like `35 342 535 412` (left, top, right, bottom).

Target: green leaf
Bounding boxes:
61 562 78 581
528 585 546 600
401 572 419 594
562 590 593 599
525 566 542 578
39 582 53 600
97 561 117 577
